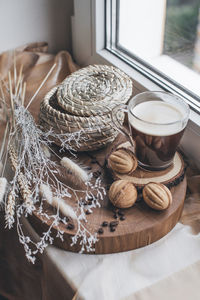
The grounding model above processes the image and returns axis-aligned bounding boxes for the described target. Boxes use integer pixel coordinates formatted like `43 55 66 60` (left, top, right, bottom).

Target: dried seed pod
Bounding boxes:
143 182 172 211
108 148 137 175
109 179 137 208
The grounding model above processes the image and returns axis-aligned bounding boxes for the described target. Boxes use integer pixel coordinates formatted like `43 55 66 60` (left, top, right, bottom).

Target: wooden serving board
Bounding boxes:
29 134 187 254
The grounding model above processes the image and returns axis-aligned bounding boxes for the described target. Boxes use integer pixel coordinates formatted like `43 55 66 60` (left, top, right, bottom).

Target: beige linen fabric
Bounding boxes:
124 260 200 300
46 223 200 300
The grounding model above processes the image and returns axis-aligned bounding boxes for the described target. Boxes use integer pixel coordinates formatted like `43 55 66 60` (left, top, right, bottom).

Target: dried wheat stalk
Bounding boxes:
5 190 15 228
1 57 105 263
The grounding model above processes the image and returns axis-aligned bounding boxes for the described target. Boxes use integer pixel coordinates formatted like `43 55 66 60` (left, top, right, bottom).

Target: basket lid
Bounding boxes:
57 64 132 117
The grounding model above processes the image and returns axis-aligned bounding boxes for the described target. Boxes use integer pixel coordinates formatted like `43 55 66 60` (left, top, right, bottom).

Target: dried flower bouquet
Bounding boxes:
0 61 105 263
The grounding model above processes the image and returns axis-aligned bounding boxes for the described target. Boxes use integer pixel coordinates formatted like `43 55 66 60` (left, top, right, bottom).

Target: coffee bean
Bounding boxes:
67 223 75 230
110 226 116 232
98 228 104 234
91 159 97 164
110 221 119 227
102 221 108 227
118 210 124 216
120 216 126 221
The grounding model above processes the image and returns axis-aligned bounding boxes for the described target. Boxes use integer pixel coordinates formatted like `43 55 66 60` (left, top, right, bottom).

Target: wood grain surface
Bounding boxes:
28 134 187 254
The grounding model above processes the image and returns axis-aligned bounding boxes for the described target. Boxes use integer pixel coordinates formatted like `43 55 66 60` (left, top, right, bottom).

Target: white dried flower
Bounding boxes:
0 177 7 203
39 184 53 204
52 197 77 220
60 157 89 182
1 65 106 264
24 196 35 214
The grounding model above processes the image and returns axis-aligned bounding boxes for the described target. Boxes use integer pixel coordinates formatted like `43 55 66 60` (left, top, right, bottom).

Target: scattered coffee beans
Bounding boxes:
110 221 119 227
98 228 104 234
102 221 108 227
67 223 75 230
118 210 124 216
91 159 97 164
110 227 116 232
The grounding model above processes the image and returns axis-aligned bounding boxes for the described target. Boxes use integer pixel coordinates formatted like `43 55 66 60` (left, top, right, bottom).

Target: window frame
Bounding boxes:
72 0 200 166
109 0 200 113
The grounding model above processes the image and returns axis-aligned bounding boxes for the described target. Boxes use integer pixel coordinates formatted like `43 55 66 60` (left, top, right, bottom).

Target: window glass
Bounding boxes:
117 0 200 99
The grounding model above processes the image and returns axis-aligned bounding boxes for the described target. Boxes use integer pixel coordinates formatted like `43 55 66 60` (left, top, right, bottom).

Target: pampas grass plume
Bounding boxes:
39 183 53 205
0 177 7 204
52 197 77 220
41 145 51 158
39 184 77 220
60 157 89 182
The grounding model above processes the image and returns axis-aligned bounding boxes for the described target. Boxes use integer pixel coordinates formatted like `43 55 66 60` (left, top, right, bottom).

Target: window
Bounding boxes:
72 0 200 166
106 0 200 112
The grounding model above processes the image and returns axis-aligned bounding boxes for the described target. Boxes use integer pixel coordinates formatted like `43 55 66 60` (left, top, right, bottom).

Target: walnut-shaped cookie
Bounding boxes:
109 179 137 208
107 148 138 175
143 182 172 211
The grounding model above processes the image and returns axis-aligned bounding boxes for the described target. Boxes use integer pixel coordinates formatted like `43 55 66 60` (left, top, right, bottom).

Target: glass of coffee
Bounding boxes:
112 91 189 171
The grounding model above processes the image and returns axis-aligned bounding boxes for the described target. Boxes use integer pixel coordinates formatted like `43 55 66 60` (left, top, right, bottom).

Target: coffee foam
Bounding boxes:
129 101 184 136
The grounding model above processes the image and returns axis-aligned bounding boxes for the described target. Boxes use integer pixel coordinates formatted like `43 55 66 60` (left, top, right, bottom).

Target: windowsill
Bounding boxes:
86 48 200 166
148 55 200 97
96 48 200 123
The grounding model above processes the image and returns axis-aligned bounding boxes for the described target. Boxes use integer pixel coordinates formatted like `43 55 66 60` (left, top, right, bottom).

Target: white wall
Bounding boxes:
0 0 73 54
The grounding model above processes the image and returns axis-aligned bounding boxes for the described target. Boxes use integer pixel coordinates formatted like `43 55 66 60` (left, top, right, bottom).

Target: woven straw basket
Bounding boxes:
39 65 132 151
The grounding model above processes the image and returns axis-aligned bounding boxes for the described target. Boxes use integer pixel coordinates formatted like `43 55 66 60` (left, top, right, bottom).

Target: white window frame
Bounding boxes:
72 0 200 166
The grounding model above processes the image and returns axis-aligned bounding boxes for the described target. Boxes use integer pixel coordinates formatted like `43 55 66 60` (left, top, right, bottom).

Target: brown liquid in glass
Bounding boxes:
130 124 185 170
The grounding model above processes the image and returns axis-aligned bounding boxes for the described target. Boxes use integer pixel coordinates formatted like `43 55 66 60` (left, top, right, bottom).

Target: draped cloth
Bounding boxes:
0 43 200 300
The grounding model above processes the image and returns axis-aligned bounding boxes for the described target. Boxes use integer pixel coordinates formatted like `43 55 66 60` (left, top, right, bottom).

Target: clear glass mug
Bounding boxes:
112 91 190 171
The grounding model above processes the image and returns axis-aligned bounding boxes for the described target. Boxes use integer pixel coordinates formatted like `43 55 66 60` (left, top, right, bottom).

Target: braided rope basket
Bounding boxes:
39 65 132 151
